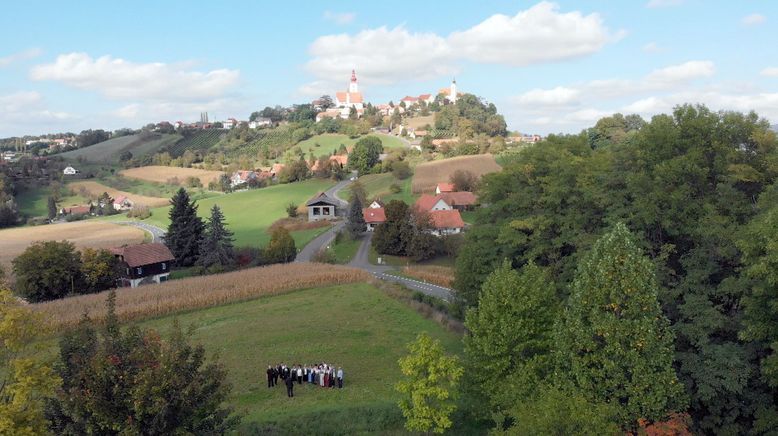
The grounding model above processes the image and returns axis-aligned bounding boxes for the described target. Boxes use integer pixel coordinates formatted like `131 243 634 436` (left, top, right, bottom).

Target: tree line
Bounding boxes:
451 104 778 433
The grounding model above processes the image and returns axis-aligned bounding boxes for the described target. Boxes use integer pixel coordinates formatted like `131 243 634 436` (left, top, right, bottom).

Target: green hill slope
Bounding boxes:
60 133 181 164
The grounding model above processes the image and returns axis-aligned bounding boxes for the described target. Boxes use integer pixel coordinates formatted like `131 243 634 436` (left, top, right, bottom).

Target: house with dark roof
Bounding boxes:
306 192 340 221
111 243 175 288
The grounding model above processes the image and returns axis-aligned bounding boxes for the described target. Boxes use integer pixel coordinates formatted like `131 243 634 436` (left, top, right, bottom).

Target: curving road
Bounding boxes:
115 221 166 243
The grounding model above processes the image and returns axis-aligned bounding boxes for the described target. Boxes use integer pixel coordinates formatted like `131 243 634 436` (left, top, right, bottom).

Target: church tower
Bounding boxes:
449 78 457 103
349 69 358 93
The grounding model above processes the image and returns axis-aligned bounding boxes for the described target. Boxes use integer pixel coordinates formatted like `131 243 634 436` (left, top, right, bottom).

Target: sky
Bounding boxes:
0 0 776 137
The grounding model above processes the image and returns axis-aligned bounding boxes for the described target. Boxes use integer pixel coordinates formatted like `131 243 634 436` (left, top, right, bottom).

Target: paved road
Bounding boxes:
348 232 453 301
115 221 166 242
295 221 344 263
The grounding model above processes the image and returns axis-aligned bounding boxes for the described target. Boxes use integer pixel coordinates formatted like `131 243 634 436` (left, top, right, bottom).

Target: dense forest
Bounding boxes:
455 104 778 433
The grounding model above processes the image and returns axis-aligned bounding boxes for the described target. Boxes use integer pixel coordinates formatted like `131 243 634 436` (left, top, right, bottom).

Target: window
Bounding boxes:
162 262 167 270
136 267 142 275
126 268 130 275
323 207 331 215
313 207 320 215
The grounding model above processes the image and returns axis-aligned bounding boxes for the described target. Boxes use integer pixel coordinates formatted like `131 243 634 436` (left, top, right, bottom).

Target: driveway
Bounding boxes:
115 221 166 243
295 221 344 263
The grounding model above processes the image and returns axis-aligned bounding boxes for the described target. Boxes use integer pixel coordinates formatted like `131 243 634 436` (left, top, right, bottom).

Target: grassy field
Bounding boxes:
405 115 435 130
137 179 334 246
358 173 416 204
120 166 225 187
330 235 361 264
132 283 463 433
68 180 170 207
296 134 406 158
16 186 89 217
412 154 502 193
60 133 181 164
0 221 145 271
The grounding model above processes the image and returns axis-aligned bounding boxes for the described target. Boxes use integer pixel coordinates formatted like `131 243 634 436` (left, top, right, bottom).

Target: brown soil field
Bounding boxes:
119 166 225 186
411 154 502 193
32 263 372 328
69 181 169 207
0 221 146 271
402 265 455 288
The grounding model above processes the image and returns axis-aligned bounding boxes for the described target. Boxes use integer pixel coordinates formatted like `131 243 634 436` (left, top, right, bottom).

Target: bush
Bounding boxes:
185 176 202 188
391 161 412 180
64 213 87 222
166 176 180 186
389 183 402 194
311 249 337 264
286 203 298 218
235 246 263 267
126 204 151 219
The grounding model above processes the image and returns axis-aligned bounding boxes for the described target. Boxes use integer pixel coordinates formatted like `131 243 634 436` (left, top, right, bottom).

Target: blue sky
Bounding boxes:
0 0 776 137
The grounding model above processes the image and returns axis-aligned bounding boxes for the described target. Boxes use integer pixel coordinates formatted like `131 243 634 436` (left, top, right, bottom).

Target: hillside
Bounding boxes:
296 133 407 157
412 154 502 193
60 132 181 164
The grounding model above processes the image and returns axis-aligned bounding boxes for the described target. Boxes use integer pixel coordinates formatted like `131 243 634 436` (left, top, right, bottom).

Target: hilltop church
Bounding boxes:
316 70 365 121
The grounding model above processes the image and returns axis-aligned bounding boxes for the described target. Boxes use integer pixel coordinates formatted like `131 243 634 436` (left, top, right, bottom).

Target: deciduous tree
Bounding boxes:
13 240 83 302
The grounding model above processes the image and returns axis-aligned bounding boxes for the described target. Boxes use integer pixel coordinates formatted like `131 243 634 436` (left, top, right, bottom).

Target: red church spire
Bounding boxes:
351 69 357 82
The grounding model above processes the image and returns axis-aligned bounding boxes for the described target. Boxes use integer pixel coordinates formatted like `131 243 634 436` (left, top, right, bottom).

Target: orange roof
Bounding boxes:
418 94 432 100
271 163 285 175
401 96 418 102
429 210 464 229
113 195 128 204
331 154 348 166
436 182 455 193
415 194 450 212
363 207 386 223
63 205 91 215
335 91 364 104
440 191 477 206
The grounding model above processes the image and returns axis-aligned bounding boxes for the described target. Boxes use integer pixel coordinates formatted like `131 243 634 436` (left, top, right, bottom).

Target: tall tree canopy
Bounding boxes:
197 205 235 270
348 136 383 175
455 105 778 433
165 188 204 267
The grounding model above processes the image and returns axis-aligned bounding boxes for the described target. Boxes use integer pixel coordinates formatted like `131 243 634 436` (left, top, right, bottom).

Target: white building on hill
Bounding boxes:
334 70 364 118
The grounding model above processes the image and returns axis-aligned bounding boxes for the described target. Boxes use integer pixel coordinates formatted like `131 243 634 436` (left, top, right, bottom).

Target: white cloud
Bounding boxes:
449 2 622 66
0 91 77 136
761 67 778 77
515 86 580 106
323 11 356 25
31 53 240 101
646 0 683 8
642 42 662 53
304 26 454 88
645 60 714 84
0 48 42 68
741 13 766 26
304 2 621 86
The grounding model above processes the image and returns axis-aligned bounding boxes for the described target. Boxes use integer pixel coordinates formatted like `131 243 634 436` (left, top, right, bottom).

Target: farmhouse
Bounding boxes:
306 192 339 221
249 117 272 129
363 201 386 231
60 205 92 216
270 163 286 178
416 194 454 212
435 183 455 194
112 242 175 288
112 195 133 211
414 195 466 236
63 166 79 175
310 154 348 172
231 170 257 188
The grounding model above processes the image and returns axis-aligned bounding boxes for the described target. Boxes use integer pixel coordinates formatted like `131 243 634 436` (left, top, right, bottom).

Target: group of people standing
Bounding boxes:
267 363 344 397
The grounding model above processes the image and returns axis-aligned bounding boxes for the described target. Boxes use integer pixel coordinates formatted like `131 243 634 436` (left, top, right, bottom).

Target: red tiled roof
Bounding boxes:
418 94 432 100
429 210 464 229
112 243 174 268
440 191 477 206
436 182 455 193
415 194 450 212
401 96 418 102
363 207 386 223
335 91 364 104
63 205 91 215
270 163 286 175
330 154 348 166
113 195 128 204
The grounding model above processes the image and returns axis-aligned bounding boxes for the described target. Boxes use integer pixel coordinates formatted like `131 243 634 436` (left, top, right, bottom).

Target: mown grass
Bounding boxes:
330 236 361 264
136 179 334 246
132 283 464 434
359 173 416 204
16 186 89 217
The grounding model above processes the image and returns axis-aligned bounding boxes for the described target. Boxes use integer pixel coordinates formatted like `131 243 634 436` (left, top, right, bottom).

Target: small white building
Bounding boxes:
249 118 272 129
230 170 257 188
63 166 79 175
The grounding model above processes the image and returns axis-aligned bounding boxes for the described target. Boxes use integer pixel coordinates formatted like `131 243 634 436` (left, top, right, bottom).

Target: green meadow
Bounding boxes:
296 133 406 158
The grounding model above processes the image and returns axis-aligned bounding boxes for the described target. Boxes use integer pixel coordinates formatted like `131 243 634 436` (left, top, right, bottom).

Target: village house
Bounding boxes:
401 96 419 106
249 117 273 129
112 243 175 288
223 118 239 129
60 205 92 216
230 170 257 188
306 192 340 221
310 154 348 172
270 163 286 178
414 194 466 236
63 166 79 175
435 183 455 194
362 200 385 231
112 195 133 211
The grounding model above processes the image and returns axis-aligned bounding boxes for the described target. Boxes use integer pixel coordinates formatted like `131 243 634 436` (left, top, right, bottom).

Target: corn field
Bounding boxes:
32 263 371 329
401 265 455 288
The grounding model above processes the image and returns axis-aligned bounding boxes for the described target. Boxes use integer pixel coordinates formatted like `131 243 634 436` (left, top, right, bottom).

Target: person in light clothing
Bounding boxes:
337 367 344 388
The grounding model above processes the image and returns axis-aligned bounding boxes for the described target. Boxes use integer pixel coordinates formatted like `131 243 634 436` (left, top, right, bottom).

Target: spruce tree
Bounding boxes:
464 261 558 422
197 205 235 270
47 196 57 220
555 223 685 429
346 196 366 237
165 188 204 267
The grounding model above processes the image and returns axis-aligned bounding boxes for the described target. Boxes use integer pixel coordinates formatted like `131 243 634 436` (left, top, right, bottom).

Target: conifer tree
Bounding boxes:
197 205 235 270
555 223 685 429
165 188 204 266
47 196 57 220
464 261 558 422
346 196 366 237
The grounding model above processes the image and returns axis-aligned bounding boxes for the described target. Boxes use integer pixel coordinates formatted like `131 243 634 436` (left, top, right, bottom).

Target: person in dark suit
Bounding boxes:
275 364 281 385
267 365 275 388
285 373 295 398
